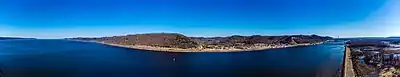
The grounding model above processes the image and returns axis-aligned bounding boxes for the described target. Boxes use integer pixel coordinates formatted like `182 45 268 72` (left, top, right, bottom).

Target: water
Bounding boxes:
0 39 345 77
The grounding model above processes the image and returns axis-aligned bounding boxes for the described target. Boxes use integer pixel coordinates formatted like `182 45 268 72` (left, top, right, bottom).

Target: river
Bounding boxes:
0 39 344 77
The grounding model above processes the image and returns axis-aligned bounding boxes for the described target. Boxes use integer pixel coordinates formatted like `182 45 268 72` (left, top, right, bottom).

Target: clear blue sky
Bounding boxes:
0 0 399 38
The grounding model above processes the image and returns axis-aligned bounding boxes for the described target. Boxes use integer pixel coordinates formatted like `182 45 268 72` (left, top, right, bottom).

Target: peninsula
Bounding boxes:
68 33 332 52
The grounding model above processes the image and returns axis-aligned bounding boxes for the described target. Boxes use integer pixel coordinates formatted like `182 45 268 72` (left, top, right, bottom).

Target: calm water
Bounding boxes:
0 39 344 77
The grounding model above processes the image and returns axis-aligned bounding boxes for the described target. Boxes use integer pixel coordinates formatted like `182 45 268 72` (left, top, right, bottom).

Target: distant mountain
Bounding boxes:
0 37 32 40
69 33 199 49
190 34 332 47
346 39 390 47
389 36 400 38
69 33 333 50
343 36 400 47
336 37 400 41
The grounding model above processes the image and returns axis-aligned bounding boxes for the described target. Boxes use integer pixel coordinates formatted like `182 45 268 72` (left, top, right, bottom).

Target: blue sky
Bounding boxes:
0 0 399 38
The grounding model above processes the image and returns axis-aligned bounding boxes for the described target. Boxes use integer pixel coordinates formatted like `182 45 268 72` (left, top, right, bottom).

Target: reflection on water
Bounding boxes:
0 39 344 77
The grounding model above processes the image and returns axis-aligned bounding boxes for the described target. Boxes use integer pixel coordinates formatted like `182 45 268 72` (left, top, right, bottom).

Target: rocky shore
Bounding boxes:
68 33 332 52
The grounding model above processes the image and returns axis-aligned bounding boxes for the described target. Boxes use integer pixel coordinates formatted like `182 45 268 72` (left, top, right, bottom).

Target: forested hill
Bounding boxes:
69 33 333 49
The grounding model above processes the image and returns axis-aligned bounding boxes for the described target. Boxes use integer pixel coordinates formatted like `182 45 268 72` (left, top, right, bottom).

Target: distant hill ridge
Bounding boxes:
0 37 33 40
389 36 400 38
69 33 333 49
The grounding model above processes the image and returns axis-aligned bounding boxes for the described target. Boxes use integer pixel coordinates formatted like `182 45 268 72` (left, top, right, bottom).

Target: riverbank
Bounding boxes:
342 46 356 77
80 40 324 52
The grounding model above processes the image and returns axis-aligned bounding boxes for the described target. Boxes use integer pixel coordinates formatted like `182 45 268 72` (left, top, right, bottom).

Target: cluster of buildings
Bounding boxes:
355 47 400 68
350 41 400 77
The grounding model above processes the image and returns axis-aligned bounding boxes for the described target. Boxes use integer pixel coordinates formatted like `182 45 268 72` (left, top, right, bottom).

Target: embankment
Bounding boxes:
342 46 355 77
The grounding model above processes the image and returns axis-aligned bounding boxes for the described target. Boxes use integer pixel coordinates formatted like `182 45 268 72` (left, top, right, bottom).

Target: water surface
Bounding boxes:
0 39 344 77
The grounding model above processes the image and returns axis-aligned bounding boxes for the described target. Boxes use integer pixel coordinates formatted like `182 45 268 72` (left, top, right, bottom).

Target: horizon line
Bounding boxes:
1 32 393 39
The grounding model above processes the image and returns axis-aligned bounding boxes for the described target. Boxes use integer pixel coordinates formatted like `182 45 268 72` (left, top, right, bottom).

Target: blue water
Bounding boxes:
0 39 344 77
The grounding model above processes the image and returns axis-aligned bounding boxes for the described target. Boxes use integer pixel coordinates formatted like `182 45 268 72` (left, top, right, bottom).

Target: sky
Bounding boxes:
0 0 399 38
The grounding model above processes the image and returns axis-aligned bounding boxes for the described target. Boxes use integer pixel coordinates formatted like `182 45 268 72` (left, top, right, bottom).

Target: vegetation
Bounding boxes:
69 33 333 50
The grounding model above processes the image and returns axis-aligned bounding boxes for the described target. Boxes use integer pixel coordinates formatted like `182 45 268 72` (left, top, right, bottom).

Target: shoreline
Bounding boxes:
75 40 325 52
